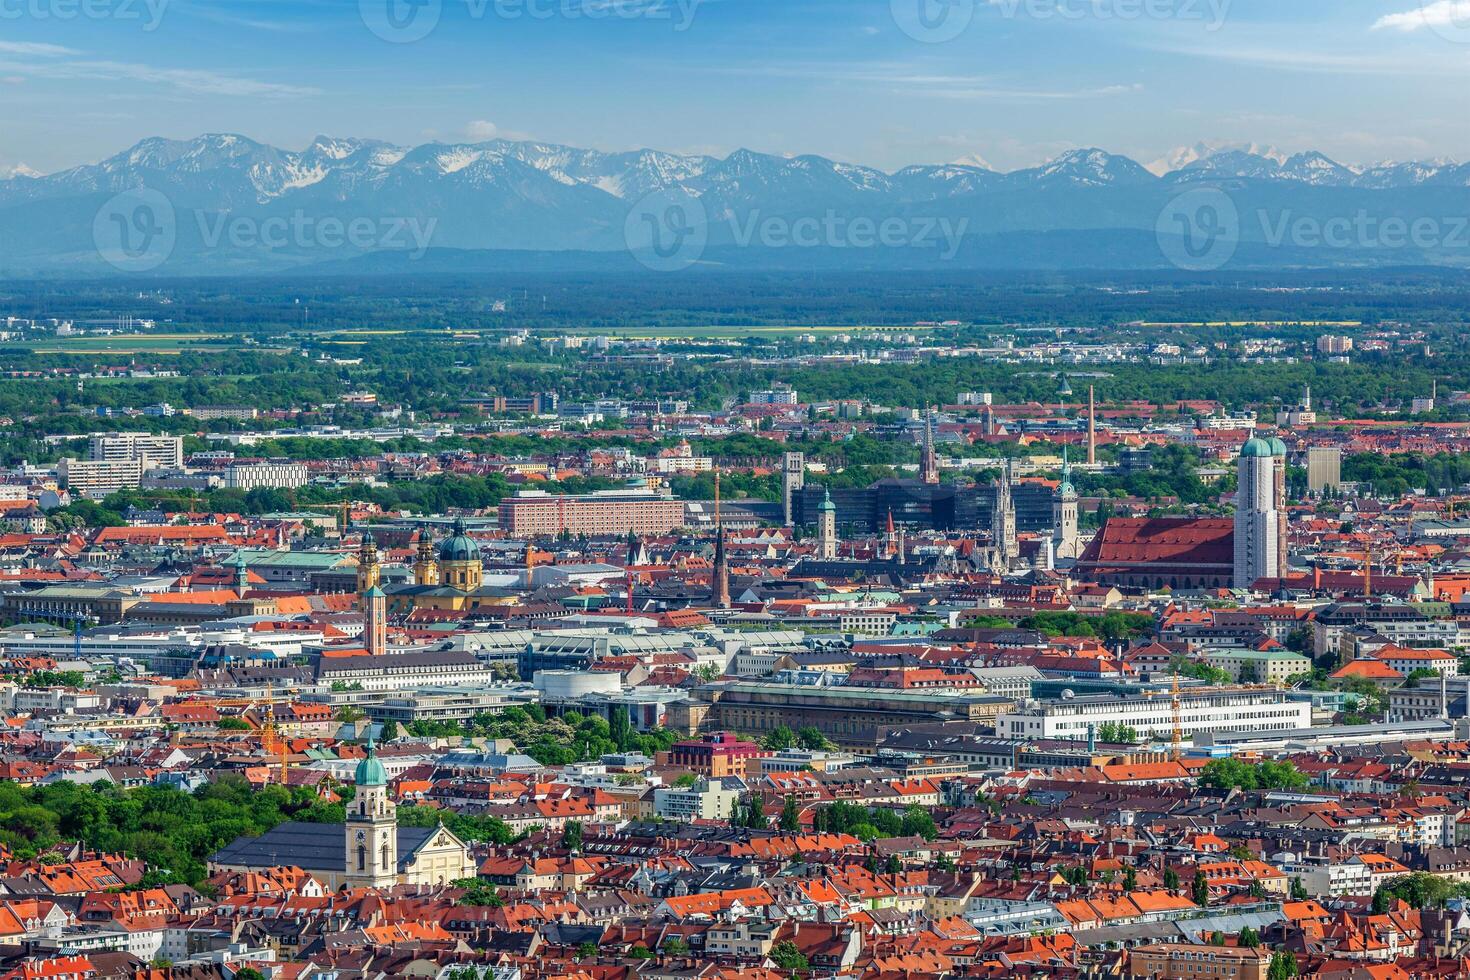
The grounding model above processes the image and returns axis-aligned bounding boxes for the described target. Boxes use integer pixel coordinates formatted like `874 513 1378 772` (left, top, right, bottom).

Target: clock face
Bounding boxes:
355 829 367 842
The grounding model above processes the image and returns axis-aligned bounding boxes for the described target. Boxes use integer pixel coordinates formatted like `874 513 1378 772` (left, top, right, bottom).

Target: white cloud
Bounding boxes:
464 120 499 141
1373 0 1470 30
0 41 80 56
0 57 316 97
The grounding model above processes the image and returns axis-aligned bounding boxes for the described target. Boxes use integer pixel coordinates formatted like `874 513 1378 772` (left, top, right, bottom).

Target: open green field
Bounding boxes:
11 332 249 355
581 324 936 339
5 322 933 357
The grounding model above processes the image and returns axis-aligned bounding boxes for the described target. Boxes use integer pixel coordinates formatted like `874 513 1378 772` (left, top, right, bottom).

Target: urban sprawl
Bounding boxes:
4 322 1470 980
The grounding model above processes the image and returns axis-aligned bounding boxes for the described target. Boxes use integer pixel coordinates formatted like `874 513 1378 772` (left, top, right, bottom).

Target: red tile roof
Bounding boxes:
1077 517 1234 569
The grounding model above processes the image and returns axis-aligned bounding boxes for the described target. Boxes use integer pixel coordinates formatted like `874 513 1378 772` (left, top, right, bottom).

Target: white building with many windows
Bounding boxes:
995 689 1312 742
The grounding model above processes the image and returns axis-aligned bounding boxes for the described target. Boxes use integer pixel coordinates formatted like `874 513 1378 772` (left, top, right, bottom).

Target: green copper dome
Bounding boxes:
355 740 387 787
437 517 481 563
1240 437 1272 458
1267 437 1288 457
817 489 836 513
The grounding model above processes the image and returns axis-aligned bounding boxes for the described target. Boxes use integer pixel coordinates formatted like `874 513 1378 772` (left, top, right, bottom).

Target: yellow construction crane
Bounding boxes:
196 688 291 785
260 682 291 787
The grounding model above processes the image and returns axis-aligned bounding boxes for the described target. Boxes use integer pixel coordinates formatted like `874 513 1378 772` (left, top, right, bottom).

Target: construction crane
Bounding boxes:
260 682 291 787
192 687 292 785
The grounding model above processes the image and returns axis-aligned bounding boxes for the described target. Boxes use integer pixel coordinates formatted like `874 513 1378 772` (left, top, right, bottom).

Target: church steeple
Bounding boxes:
356 531 381 593
992 460 1018 570
345 739 397 889
816 489 838 560
919 408 939 485
1053 447 1080 561
414 525 439 586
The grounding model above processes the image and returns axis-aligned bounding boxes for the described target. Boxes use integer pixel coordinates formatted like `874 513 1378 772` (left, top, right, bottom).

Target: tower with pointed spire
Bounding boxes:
991 460 1018 569
816 489 838 559
919 408 940 485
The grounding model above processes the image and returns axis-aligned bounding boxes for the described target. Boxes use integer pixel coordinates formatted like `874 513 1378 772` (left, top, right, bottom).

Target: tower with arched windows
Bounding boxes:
344 740 398 889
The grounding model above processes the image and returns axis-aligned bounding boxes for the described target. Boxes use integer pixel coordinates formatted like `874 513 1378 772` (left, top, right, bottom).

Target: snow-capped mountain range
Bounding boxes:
2 134 1468 275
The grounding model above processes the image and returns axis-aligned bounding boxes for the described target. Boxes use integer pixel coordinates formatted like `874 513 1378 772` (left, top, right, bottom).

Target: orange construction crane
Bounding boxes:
260 682 291 786
193 688 292 785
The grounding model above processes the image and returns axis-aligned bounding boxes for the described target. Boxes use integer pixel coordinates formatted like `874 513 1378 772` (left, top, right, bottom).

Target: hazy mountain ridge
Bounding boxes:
2 135 1468 276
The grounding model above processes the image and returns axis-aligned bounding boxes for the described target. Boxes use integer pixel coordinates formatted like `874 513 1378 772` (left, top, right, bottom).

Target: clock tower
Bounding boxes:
344 740 398 889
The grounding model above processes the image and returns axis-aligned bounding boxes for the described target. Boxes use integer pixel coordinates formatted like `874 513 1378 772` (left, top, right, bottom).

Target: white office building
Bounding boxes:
995 689 1312 742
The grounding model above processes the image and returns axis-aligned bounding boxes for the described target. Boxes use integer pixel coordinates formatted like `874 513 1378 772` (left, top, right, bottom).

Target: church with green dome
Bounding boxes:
356 518 516 616
210 740 475 890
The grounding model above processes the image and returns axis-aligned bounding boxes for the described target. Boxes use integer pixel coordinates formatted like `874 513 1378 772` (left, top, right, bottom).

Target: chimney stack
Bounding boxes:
1087 386 1097 466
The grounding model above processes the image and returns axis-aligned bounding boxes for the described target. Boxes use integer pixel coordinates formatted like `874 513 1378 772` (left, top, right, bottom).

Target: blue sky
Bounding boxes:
1 0 1467 176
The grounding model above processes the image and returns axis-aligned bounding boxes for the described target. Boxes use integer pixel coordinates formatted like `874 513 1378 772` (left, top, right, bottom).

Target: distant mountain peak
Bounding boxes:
3 133 1468 276
949 153 994 171
1146 140 1288 176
